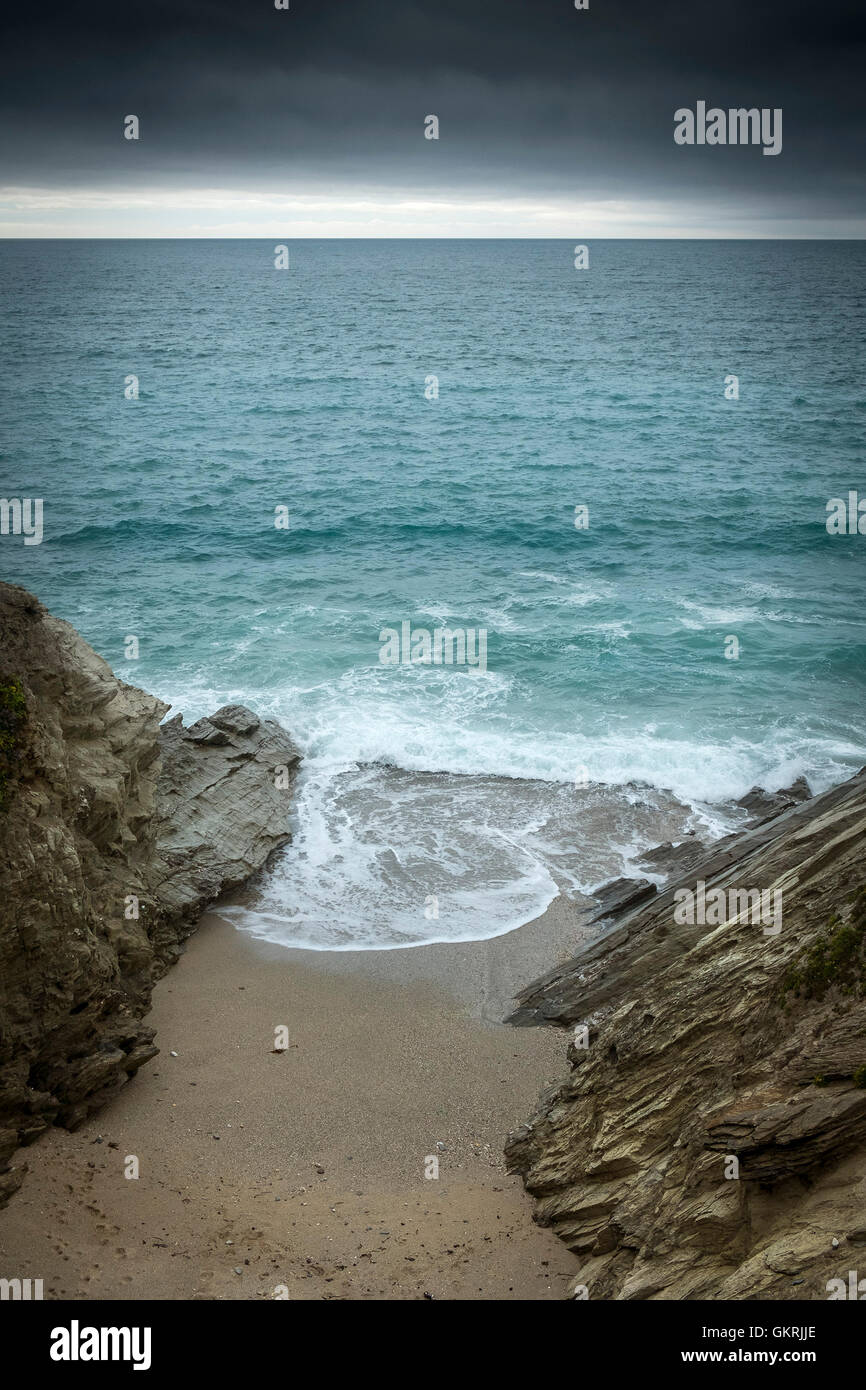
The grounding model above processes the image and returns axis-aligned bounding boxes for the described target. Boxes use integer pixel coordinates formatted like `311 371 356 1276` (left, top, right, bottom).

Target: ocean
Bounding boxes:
1 239 864 948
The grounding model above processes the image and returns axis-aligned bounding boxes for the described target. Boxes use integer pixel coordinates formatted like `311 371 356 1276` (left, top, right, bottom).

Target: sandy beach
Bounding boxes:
0 900 585 1300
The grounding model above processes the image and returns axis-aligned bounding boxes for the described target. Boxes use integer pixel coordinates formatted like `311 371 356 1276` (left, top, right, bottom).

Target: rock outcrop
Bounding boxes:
506 769 866 1299
736 777 813 826
634 835 708 878
0 584 300 1204
589 876 657 920
153 704 301 921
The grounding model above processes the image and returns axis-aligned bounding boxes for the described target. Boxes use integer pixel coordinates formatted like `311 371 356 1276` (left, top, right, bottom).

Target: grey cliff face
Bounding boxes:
506 769 866 1300
154 703 301 919
0 583 300 1204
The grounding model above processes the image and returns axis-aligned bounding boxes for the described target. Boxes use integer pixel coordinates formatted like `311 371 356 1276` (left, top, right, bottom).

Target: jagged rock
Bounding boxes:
0 583 301 1203
591 877 657 920
635 837 708 878
505 767 866 1299
735 777 813 826
153 706 301 919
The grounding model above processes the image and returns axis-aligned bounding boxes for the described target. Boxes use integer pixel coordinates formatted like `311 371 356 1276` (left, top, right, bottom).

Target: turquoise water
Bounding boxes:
1 240 864 946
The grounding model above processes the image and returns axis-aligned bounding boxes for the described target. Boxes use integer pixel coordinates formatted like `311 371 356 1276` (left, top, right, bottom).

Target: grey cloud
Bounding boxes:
0 0 863 221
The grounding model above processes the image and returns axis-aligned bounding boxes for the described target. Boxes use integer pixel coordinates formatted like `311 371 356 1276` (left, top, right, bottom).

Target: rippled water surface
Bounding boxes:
1 240 864 945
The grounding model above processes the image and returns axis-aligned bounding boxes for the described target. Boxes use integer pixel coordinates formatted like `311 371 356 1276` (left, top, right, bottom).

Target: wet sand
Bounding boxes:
0 899 586 1300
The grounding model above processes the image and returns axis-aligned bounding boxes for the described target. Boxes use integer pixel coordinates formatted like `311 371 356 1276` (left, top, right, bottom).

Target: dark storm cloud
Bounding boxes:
1 0 864 211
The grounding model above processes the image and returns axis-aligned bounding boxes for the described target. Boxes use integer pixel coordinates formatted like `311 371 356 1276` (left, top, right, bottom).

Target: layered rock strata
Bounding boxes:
506 769 866 1299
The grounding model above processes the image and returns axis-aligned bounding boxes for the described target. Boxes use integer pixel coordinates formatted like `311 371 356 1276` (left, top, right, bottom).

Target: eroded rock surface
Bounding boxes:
736 777 813 826
506 770 866 1299
589 876 657 921
0 584 300 1203
634 836 708 878
154 704 301 919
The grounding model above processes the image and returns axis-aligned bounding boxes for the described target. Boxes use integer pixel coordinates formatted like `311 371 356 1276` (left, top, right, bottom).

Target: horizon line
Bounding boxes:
1 234 864 242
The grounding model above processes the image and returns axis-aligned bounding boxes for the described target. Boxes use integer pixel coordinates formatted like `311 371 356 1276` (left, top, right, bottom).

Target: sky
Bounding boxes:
1 0 864 237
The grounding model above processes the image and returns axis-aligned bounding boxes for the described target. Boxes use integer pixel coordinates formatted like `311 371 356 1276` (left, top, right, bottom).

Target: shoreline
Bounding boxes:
212 886 597 1021
0 903 584 1300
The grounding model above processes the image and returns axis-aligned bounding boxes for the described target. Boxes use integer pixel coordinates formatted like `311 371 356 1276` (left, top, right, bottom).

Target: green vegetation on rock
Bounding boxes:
0 677 27 812
781 888 866 1001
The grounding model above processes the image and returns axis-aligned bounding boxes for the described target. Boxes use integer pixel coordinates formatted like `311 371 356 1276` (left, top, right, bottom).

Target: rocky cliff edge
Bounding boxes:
505 767 866 1299
0 583 300 1203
